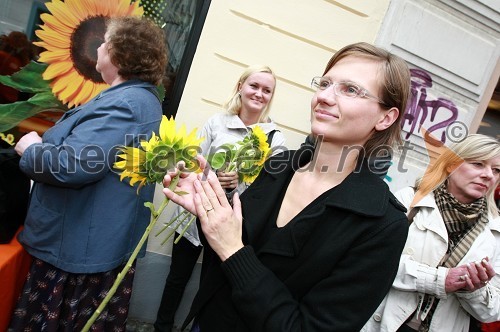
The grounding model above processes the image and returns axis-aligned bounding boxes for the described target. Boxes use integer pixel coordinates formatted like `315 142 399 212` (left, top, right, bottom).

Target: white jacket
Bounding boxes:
362 186 500 332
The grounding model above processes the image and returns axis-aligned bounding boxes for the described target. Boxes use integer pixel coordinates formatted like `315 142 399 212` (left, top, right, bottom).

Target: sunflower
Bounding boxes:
249 125 271 166
114 116 204 191
238 125 271 184
34 0 144 108
208 125 271 185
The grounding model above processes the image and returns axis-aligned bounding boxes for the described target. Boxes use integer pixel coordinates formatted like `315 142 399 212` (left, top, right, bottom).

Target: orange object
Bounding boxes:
0 227 32 330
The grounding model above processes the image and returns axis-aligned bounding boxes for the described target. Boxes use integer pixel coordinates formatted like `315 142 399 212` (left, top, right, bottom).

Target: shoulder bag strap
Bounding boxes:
267 129 277 146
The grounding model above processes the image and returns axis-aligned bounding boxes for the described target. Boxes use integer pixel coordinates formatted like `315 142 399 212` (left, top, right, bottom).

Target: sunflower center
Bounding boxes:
70 16 106 83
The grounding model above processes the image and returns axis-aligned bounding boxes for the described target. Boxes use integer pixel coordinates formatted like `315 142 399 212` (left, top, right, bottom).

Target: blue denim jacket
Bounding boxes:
18 80 162 273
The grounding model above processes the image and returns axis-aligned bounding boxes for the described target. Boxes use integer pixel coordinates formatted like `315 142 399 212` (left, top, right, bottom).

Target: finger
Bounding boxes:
194 180 216 212
194 193 210 225
202 173 230 208
462 273 474 290
209 173 232 208
197 154 208 171
475 261 488 280
484 265 496 280
466 263 482 287
232 193 242 223
163 173 174 188
163 187 187 209
198 157 211 181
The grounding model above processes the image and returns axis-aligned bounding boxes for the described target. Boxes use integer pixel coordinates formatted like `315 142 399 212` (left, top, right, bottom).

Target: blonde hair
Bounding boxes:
223 65 276 123
416 134 500 217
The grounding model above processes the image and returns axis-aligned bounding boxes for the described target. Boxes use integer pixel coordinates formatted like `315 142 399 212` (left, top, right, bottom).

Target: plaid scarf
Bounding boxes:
417 182 488 331
435 182 489 267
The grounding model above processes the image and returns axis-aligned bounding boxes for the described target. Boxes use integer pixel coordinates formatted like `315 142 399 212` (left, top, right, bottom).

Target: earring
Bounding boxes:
237 92 241 98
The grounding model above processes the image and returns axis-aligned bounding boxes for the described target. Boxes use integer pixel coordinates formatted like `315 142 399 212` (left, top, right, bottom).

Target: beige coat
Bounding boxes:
362 186 500 332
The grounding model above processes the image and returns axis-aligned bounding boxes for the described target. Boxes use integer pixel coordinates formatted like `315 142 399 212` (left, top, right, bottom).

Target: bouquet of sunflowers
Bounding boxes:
152 125 272 247
210 125 271 185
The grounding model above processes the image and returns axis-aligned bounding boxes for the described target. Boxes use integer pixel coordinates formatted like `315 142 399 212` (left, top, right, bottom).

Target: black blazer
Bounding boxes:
185 147 408 332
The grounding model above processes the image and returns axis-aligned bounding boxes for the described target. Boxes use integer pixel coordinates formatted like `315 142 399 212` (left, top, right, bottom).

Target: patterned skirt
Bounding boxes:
8 258 136 332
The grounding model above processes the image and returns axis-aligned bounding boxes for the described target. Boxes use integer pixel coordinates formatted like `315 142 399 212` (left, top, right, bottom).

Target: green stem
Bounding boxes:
82 175 180 332
154 210 186 237
226 142 252 173
174 214 196 244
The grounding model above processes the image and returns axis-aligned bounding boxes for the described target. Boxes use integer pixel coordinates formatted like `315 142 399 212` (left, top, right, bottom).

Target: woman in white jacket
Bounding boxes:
363 134 500 332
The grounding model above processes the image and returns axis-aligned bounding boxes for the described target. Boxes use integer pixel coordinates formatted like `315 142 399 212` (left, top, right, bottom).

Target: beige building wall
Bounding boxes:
175 0 392 149
147 0 392 254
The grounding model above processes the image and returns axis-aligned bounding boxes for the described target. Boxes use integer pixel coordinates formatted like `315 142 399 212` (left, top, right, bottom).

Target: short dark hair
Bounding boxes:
106 17 168 85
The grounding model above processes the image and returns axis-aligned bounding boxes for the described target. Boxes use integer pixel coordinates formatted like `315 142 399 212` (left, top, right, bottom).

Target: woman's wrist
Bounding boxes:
218 243 245 262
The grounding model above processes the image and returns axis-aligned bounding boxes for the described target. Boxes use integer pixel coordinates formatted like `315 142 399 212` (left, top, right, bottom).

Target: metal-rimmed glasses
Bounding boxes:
311 76 387 106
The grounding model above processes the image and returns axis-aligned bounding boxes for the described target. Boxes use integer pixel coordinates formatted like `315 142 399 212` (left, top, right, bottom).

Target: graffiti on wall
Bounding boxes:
401 69 459 143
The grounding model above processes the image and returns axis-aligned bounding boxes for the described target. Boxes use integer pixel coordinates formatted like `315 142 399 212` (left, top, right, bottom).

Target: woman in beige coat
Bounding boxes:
363 134 500 332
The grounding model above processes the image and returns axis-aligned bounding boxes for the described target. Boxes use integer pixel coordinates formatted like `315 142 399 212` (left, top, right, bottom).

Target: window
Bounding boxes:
159 0 211 118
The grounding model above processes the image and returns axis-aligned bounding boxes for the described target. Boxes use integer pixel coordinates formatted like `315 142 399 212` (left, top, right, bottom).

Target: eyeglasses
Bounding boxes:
311 76 387 106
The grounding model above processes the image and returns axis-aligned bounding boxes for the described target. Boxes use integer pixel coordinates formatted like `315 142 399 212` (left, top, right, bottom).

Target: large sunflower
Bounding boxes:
114 116 204 191
34 0 144 108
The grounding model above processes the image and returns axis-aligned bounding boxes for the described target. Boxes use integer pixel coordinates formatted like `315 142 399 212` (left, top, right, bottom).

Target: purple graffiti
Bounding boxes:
401 69 458 143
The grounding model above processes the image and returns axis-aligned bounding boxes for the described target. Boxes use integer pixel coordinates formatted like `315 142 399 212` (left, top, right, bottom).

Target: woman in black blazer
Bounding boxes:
163 42 411 332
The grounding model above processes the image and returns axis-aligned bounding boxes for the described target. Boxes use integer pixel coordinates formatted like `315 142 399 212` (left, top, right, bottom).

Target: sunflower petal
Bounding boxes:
64 0 90 21
58 72 84 102
43 60 73 80
33 41 68 53
93 0 107 16
38 49 71 63
77 0 97 15
45 0 81 28
40 13 74 35
69 78 97 107
90 82 108 100
114 0 131 16
36 29 70 49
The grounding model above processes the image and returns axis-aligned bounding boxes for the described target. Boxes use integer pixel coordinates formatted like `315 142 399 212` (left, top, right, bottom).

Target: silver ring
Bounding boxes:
206 207 214 213
459 274 468 281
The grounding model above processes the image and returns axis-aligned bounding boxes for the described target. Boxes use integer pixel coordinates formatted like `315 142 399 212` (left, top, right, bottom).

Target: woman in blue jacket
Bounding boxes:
10 17 167 331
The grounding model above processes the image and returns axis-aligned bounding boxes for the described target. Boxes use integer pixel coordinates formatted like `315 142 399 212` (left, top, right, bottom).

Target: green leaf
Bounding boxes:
173 190 188 196
209 152 228 169
219 143 237 151
144 202 158 217
0 61 50 93
0 91 67 132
